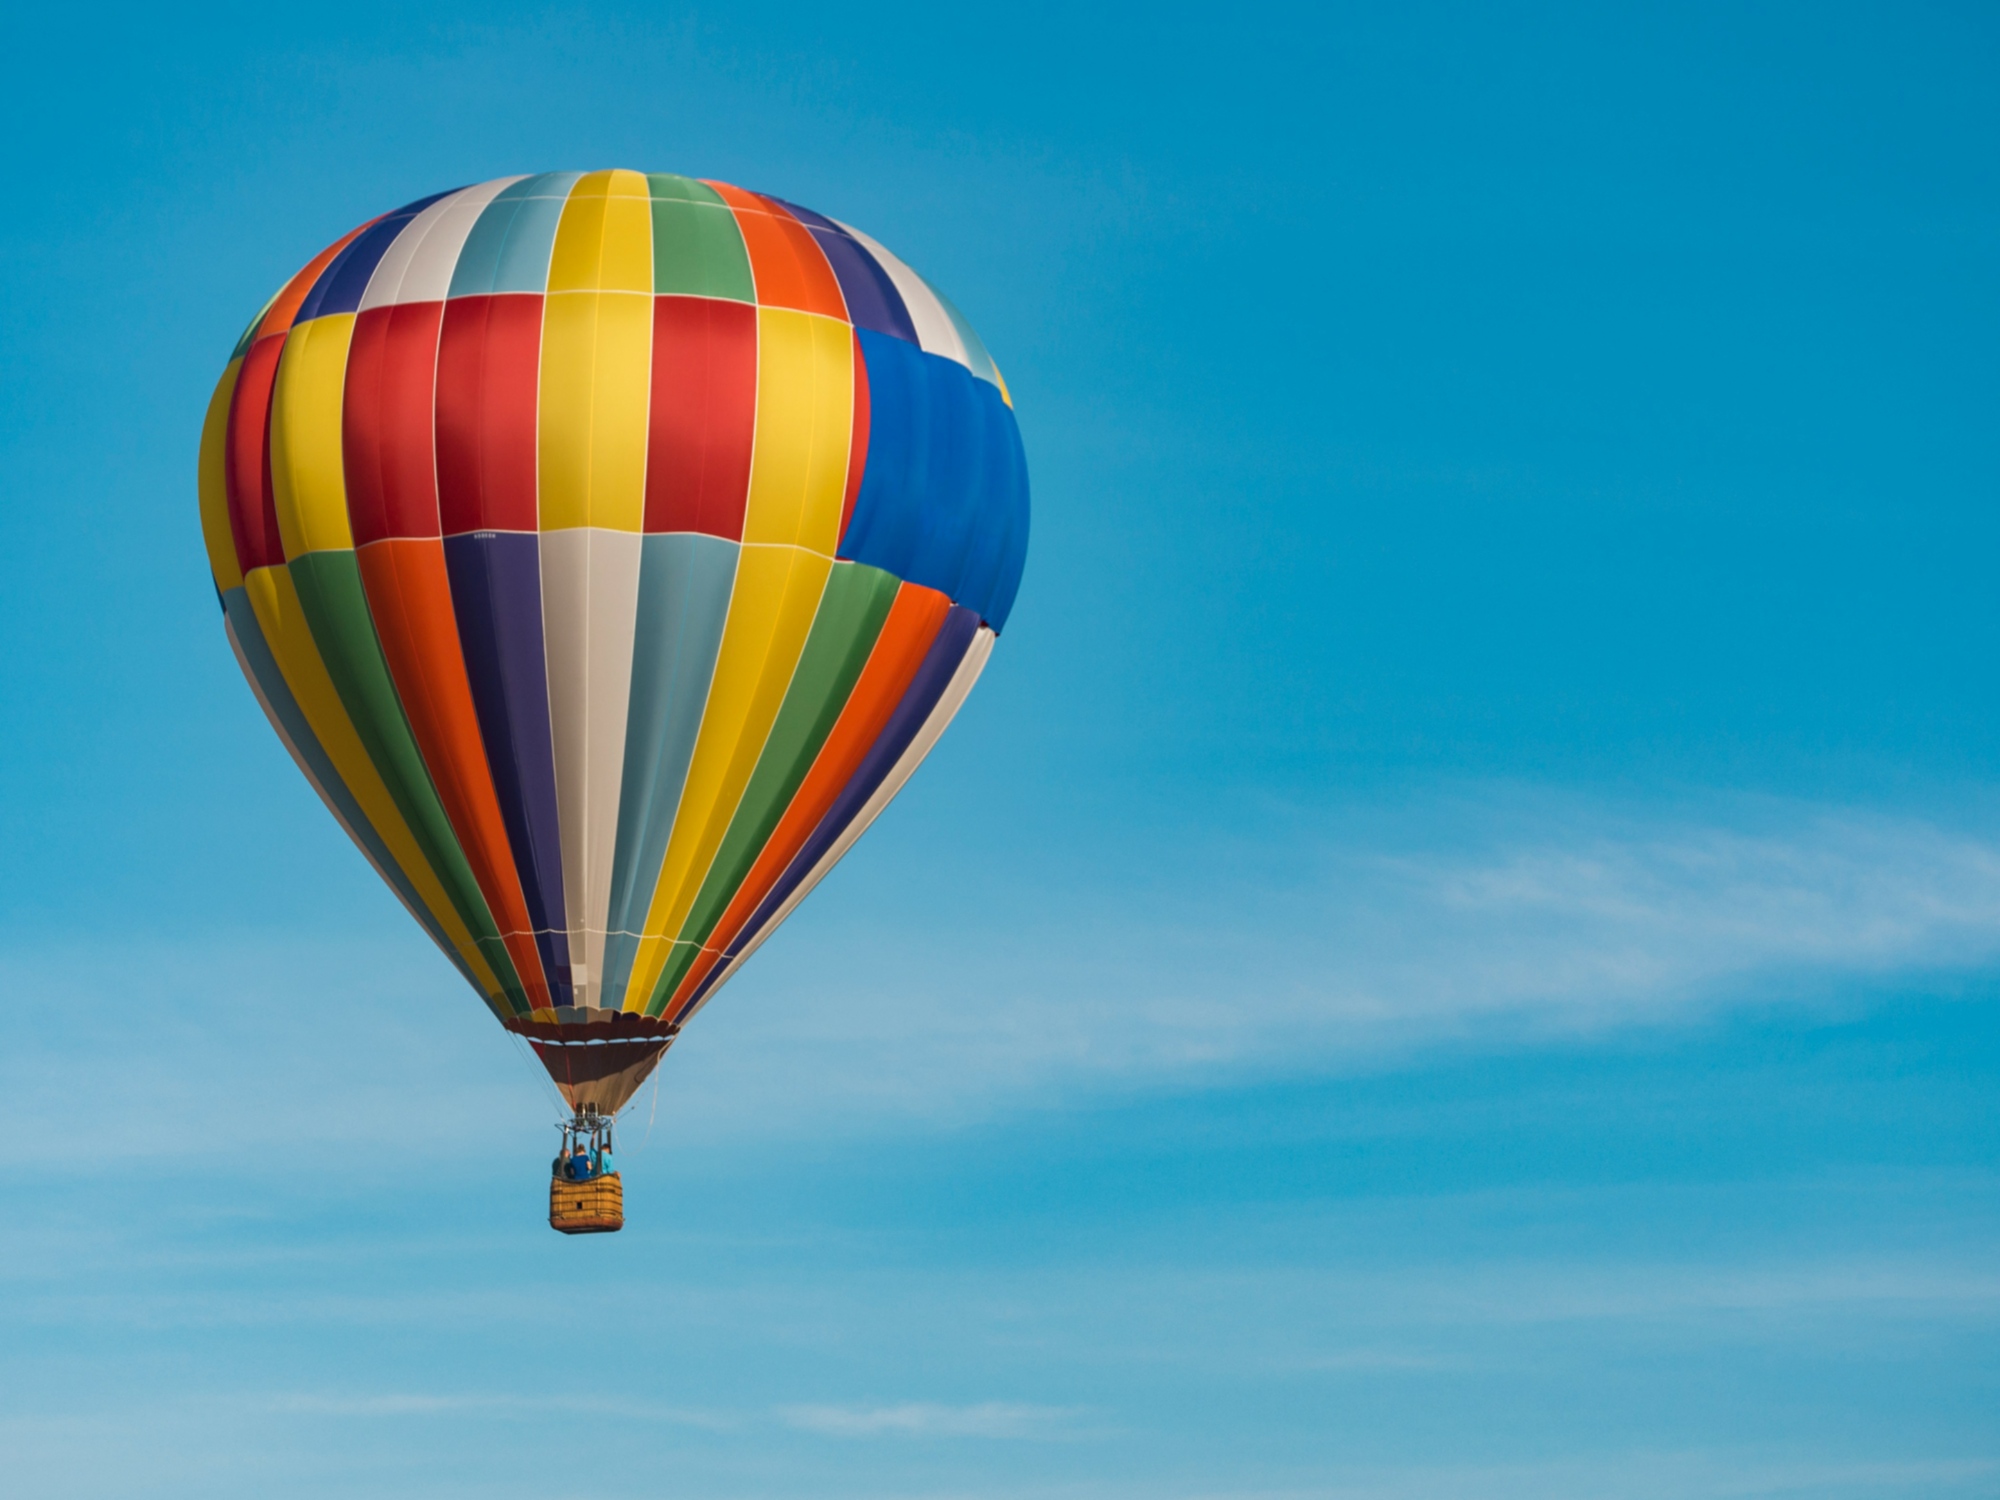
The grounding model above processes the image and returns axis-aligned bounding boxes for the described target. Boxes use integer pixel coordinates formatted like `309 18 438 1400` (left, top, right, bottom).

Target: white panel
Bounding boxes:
540 527 644 1010
931 285 1002 388
359 176 524 311
684 626 996 1022
832 219 969 368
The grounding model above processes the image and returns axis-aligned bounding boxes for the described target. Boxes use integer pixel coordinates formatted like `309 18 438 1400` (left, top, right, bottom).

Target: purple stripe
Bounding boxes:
770 197 919 345
668 605 981 1016
296 189 458 322
442 531 573 1002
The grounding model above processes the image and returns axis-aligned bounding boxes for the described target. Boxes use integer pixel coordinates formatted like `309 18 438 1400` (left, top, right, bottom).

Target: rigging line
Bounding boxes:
638 1052 663 1154
507 1029 567 1117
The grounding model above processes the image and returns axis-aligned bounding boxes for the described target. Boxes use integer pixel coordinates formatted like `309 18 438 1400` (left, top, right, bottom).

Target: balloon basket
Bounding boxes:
550 1171 624 1234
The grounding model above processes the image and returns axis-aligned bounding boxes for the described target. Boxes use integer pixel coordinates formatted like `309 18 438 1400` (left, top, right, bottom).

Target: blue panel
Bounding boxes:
983 422 1032 629
221 586 485 997
296 190 456 322
442 532 573 1003
771 198 919 344
599 532 740 1010
449 172 585 297
841 330 1030 630
951 385 1031 630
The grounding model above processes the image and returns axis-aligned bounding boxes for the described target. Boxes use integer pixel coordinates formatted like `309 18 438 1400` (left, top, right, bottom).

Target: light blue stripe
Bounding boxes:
599 534 740 1009
221 588 489 1003
448 171 585 298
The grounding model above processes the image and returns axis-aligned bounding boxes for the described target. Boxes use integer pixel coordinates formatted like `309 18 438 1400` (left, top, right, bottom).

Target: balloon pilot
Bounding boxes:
552 1106 617 1183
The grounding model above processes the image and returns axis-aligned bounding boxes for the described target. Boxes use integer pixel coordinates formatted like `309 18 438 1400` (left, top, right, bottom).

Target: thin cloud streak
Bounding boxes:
673 788 2000 1132
778 1401 1085 1439
10 786 2000 1150
261 1391 737 1428
940 1454 2000 1500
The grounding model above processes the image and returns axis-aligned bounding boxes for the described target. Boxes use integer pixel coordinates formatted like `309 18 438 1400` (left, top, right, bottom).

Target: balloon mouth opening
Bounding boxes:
510 1014 678 1115
505 1006 681 1040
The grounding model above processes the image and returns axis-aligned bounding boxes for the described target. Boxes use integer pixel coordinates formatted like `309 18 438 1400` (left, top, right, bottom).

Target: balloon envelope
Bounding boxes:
198 171 1028 1110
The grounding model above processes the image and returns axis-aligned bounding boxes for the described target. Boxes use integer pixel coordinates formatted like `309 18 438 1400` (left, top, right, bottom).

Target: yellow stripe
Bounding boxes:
268 314 357 557
742 309 854 553
242 564 506 1001
620 308 855 1006
623 545 832 1007
547 169 653 293
538 172 653 534
536 293 652 531
197 359 244 592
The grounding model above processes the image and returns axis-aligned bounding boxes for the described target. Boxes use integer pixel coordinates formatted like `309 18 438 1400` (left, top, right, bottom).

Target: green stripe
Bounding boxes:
286 549 531 1016
648 174 755 301
647 562 899 1008
223 586 501 1016
646 173 727 205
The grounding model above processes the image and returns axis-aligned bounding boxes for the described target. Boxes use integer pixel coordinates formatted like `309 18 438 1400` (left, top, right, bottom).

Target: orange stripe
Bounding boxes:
355 538 552 1007
662 582 952 1018
257 218 379 340
704 181 848 319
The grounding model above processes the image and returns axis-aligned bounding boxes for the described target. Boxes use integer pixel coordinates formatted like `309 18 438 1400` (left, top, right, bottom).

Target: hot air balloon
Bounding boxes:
196 172 1028 1232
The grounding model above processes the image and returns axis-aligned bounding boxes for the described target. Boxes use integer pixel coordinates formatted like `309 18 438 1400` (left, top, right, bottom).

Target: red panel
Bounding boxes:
436 294 544 535
356 538 552 1007
839 330 870 546
223 333 289 572
220 221 379 573
704 181 848 320
661 582 952 1019
644 296 758 538
344 301 445 544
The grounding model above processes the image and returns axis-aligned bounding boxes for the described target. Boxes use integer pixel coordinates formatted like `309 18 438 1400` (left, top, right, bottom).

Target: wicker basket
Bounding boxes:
549 1170 624 1234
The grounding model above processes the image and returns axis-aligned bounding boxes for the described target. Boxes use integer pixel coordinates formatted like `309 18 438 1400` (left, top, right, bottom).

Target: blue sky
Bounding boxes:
3 3 1998 1495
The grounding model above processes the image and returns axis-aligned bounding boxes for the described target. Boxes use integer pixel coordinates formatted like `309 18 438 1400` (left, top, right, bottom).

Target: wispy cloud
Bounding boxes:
1426 1259 2000 1326
661 787 2000 1133
1014 1453 2000 1500
266 1393 486 1416
10 785 2000 1151
260 1391 736 1428
778 1400 1083 1439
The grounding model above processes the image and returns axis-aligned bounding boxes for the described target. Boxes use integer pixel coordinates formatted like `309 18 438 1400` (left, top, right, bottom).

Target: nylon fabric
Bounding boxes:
355 538 554 1007
649 561 899 1005
541 527 643 1008
443 532 572 995
197 359 245 592
599 532 737 1010
284 548 531 1012
236 563 511 1006
682 620 993 1020
660 580 951 1016
842 330 1029 628
222 587 494 1007
198 169 1027 1097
